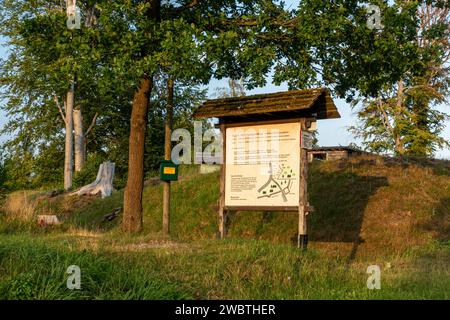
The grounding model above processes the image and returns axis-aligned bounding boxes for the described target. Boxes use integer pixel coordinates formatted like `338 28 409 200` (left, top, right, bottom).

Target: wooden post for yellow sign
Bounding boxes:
163 78 174 236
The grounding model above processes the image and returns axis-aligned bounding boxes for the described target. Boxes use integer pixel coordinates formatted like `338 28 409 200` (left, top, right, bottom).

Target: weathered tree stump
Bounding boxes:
72 161 115 198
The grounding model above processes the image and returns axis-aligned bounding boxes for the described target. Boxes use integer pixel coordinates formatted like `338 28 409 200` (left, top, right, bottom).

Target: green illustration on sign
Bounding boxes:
257 163 297 202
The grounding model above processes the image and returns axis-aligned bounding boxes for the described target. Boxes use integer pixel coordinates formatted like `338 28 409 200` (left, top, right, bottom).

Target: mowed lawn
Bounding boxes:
0 156 449 299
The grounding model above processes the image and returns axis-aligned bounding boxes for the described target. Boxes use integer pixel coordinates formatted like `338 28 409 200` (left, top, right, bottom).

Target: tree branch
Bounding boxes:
85 113 99 137
168 3 299 29
164 0 201 18
376 98 394 137
185 0 200 9
217 17 300 28
54 95 67 124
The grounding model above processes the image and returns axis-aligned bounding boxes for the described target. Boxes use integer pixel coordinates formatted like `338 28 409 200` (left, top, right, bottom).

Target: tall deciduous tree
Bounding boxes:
351 1 449 156
104 0 296 233
0 0 208 193
0 0 105 188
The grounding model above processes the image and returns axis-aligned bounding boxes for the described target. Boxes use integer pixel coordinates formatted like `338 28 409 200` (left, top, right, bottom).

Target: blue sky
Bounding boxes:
1 1 449 159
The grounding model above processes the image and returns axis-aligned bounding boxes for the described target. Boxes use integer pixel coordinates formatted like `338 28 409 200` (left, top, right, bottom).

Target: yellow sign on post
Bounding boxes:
164 167 176 175
160 160 179 181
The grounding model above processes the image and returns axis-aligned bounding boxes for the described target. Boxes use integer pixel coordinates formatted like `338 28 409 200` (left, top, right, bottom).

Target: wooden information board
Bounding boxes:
193 88 341 249
225 122 301 208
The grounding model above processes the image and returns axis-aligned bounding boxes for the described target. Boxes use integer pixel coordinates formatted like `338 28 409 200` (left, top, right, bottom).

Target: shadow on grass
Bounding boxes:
308 163 389 263
343 155 450 177
381 156 450 177
64 190 124 232
417 196 450 242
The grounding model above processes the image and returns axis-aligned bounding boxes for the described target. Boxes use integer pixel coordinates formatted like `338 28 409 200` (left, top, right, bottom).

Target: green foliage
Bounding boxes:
280 0 420 97
351 2 449 156
0 150 34 191
1 0 448 192
0 135 65 190
0 0 114 189
32 139 65 189
0 0 219 191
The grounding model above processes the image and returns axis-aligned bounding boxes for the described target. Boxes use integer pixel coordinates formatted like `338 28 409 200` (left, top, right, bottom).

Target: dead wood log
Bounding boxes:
38 215 61 226
103 207 122 222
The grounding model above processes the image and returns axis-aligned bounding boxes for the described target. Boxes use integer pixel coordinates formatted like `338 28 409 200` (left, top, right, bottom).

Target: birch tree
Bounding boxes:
0 0 104 189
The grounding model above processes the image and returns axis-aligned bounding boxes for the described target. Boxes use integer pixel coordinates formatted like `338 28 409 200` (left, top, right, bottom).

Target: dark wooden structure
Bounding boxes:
308 146 368 162
193 88 340 249
195 88 340 121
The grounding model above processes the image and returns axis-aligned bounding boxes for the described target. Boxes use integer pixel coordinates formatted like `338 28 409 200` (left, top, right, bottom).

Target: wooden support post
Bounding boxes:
219 124 227 239
219 208 226 239
298 121 309 250
163 78 174 237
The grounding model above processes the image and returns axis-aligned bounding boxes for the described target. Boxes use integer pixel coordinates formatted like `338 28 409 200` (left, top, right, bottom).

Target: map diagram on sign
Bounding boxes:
257 163 297 202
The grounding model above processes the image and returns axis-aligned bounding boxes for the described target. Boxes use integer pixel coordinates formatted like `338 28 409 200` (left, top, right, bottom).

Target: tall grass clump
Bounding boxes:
0 191 39 233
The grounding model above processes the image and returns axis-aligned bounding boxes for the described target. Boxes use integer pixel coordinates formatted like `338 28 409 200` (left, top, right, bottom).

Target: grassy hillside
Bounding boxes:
0 155 449 299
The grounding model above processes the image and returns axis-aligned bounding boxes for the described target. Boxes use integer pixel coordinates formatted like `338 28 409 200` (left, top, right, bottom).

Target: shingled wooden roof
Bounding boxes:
193 88 340 120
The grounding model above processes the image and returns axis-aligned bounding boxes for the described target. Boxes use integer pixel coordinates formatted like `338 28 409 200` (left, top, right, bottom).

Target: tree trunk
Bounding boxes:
163 77 174 236
394 80 405 156
64 85 75 190
74 104 86 172
395 134 404 156
411 93 430 156
122 77 153 233
122 0 160 234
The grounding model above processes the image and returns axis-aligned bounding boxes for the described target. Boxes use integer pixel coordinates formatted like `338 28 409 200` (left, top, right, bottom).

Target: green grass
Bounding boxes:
0 236 191 300
0 234 448 300
0 157 449 300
